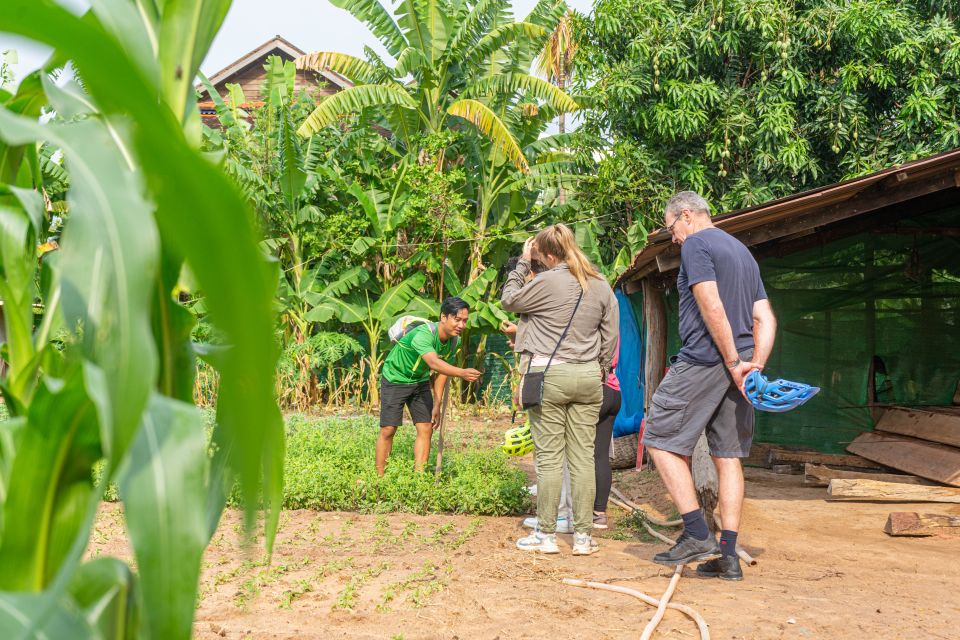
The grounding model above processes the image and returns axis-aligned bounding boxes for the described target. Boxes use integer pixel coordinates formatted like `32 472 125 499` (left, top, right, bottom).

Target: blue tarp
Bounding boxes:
613 287 644 437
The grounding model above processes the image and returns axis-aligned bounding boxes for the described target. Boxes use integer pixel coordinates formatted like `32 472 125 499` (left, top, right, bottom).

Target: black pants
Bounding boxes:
594 385 621 512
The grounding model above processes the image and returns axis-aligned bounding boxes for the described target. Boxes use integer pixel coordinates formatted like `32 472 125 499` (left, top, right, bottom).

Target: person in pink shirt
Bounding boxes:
592 340 621 529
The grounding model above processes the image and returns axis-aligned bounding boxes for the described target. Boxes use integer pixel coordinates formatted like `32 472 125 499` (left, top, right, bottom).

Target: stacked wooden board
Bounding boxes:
846 406 960 487
821 405 960 536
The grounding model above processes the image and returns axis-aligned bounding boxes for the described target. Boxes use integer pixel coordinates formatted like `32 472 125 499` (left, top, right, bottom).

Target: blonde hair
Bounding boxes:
534 223 600 289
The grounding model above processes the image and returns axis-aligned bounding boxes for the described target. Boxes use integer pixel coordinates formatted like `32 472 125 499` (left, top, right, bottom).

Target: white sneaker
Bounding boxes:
522 515 573 534
516 530 560 553
572 532 599 556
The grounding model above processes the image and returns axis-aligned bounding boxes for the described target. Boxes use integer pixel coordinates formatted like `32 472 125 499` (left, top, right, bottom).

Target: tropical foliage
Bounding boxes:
200 0 590 405
574 0 960 225
0 1 283 638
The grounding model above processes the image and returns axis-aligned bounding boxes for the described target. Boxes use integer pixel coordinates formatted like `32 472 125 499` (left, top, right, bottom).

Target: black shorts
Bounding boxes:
380 378 434 427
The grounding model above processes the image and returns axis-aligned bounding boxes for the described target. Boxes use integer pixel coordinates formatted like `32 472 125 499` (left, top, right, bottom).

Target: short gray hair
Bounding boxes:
665 191 710 220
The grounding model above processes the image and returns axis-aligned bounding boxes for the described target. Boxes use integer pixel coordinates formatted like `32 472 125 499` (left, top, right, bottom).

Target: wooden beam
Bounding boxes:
803 463 934 488
767 448 884 470
847 431 960 487
828 479 960 503
656 251 680 273
642 279 667 413
735 171 958 247
875 406 960 448
622 277 643 295
884 512 960 536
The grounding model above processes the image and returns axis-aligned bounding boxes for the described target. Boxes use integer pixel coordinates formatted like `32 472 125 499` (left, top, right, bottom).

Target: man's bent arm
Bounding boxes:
751 299 777 368
423 352 468 378
691 281 739 364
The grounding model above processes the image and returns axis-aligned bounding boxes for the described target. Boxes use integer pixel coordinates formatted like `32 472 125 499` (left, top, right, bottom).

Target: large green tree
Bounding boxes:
575 0 960 225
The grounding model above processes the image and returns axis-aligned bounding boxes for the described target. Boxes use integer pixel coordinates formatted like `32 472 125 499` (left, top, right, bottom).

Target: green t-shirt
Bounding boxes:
382 324 458 384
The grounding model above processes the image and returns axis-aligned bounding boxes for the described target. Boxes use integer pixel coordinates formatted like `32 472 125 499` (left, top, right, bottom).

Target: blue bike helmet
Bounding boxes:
744 370 820 412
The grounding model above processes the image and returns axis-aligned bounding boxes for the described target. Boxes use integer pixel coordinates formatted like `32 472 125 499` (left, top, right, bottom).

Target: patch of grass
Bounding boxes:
315 557 354 579
613 509 679 544
232 556 311 610
278 578 313 609
332 561 390 611
261 416 529 515
381 560 451 610
446 518 482 550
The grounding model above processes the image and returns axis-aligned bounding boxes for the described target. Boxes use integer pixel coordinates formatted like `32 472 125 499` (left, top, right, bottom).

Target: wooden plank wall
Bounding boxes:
210 59 340 103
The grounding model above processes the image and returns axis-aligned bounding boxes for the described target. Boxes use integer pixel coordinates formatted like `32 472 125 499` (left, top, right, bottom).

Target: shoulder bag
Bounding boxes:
518 289 584 410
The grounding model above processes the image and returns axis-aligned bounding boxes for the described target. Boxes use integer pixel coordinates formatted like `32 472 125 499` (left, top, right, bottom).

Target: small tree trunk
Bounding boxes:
692 433 718 534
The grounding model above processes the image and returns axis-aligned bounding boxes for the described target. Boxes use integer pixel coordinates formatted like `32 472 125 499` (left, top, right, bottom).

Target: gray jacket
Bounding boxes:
501 259 619 371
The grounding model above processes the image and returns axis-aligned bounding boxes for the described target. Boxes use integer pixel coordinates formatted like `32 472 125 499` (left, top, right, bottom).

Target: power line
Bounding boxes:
277 204 665 275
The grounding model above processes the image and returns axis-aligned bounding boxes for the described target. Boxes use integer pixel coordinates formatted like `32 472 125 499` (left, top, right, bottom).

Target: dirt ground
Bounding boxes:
90 451 960 640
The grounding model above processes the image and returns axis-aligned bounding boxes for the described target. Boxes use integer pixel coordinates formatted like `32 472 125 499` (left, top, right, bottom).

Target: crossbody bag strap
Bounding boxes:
542 288 584 376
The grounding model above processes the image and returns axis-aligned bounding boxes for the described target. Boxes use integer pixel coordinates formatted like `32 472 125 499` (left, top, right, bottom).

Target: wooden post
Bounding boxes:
692 435 719 533
433 380 451 480
642 278 666 413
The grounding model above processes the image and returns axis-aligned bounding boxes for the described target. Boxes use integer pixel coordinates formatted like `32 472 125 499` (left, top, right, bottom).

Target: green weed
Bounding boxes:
278 578 313 609
244 416 529 515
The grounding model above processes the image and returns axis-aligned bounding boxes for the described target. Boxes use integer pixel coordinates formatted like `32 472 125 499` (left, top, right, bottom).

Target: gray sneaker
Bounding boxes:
592 512 608 529
572 532 599 555
653 533 720 566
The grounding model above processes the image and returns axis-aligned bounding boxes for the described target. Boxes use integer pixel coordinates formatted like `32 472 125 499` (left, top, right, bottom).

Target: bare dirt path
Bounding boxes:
90 465 960 639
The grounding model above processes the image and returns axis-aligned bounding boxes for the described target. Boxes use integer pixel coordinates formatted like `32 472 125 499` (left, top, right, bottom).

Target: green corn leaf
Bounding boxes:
0 108 159 469
3 0 284 559
0 369 101 591
0 592 97 639
69 557 138 640
157 0 232 122
120 395 207 640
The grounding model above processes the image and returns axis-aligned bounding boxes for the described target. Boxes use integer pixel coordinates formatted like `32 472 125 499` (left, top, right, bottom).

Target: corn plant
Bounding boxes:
0 1 283 638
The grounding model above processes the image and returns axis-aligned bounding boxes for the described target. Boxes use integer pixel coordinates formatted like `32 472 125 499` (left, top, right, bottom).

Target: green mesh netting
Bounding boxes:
644 205 960 453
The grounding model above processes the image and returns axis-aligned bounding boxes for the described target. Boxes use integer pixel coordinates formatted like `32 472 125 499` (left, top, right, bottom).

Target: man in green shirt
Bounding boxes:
377 297 482 475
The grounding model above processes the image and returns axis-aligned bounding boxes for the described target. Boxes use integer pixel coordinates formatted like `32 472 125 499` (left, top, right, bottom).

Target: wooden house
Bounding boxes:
197 35 352 126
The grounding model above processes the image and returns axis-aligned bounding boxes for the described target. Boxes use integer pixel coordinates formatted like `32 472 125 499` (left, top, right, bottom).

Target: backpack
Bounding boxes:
387 315 459 351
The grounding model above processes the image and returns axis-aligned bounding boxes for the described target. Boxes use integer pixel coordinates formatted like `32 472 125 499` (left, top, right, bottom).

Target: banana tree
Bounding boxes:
306 271 428 406
295 0 577 174
0 2 283 639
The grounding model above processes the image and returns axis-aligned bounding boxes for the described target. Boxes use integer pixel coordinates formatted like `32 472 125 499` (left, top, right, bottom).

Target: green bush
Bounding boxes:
270 416 529 516
96 414 529 516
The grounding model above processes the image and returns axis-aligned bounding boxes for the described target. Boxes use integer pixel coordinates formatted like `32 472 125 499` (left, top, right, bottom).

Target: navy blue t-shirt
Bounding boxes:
676 228 767 366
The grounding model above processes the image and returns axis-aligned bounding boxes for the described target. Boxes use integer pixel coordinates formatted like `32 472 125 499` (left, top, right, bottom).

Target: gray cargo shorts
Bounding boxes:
641 349 755 458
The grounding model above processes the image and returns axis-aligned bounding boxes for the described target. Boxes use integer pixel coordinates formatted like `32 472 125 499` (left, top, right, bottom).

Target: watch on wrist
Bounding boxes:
725 357 741 369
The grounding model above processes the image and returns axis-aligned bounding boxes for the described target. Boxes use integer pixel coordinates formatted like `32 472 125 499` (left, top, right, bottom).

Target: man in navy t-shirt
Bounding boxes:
641 191 777 580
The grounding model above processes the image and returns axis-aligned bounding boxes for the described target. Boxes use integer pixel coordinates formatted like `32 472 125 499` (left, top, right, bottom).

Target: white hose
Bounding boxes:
563 576 710 640
640 565 683 640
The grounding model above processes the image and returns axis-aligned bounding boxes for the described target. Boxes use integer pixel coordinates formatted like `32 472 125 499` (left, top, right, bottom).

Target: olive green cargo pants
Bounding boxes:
527 362 602 535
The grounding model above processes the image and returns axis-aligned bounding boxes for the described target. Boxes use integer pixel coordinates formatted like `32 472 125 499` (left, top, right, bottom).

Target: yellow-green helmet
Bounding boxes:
501 422 533 457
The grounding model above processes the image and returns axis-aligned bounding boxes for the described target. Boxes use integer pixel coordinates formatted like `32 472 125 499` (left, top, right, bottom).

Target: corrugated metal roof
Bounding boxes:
616 147 960 286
